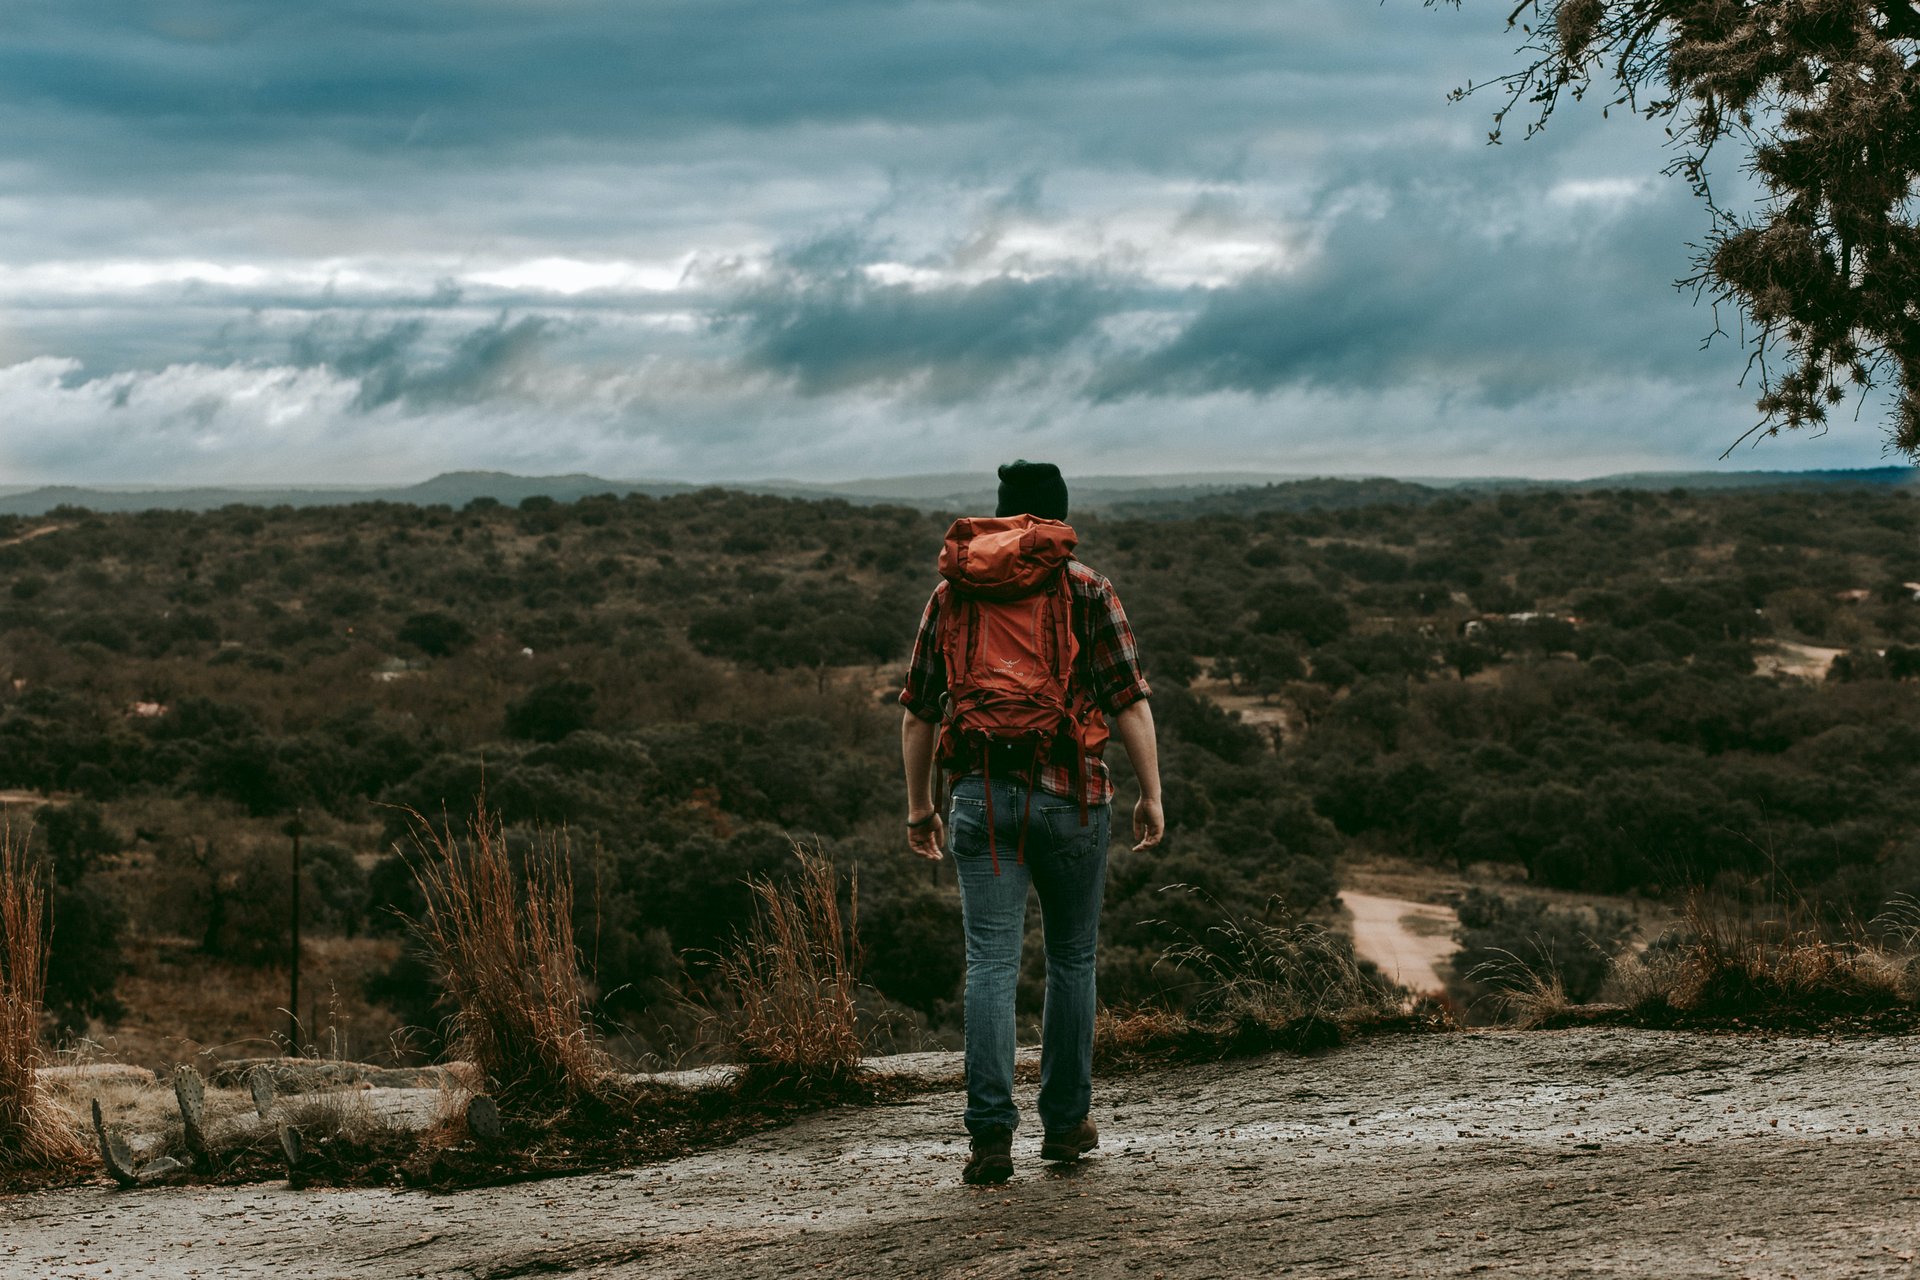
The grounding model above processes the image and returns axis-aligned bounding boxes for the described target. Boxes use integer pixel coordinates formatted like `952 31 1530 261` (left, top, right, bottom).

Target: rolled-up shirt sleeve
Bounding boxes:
1083 577 1152 716
897 583 947 722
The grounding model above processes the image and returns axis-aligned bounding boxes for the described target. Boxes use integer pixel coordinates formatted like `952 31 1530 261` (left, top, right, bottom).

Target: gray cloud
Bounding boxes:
689 145 1738 415
1089 165 1725 405
0 0 1507 263
718 235 1125 398
1 2 1471 158
0 0 1891 483
288 314 564 410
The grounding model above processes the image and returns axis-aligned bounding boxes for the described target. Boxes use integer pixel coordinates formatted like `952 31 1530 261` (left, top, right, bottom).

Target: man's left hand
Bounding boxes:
1131 796 1164 851
907 810 946 861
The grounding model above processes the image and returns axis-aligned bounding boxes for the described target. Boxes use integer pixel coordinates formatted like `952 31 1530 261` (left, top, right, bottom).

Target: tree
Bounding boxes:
38 801 119 886
43 880 126 1028
35 804 127 1028
1228 633 1306 698
396 610 474 657
504 679 596 742
1437 0 1920 453
1453 887 1636 1004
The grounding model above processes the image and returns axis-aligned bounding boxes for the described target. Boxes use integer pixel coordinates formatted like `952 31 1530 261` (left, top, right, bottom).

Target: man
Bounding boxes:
899 459 1164 1186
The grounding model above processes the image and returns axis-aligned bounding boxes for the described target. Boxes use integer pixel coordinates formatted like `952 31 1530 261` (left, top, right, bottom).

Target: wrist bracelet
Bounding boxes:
906 812 938 830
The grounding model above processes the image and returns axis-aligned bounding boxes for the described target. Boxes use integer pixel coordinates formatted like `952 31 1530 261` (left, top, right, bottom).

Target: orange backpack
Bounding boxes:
935 514 1093 871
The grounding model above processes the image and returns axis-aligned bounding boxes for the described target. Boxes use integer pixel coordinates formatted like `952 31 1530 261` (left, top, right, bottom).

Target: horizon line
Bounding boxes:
3 463 1916 495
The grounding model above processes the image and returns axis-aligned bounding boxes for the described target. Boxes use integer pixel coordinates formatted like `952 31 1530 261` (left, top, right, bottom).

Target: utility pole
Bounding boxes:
285 809 305 1055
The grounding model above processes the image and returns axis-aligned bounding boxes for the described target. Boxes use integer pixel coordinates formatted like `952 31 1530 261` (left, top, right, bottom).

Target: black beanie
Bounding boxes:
995 459 1069 521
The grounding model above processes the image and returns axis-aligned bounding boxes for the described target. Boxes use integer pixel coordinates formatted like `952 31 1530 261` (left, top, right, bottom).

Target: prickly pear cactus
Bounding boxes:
467 1094 502 1142
279 1123 304 1171
247 1065 275 1119
135 1155 187 1185
173 1063 208 1157
91 1099 138 1188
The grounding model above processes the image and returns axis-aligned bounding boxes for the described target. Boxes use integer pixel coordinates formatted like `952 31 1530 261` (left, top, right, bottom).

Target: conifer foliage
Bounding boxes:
1439 0 1920 451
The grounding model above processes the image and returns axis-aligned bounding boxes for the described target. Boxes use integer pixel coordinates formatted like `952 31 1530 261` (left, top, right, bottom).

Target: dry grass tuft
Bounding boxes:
1095 1005 1192 1057
1611 889 1914 1022
275 1087 394 1151
1099 888 1425 1063
398 791 609 1104
1156 888 1405 1028
1465 950 1574 1029
714 842 864 1086
0 820 89 1170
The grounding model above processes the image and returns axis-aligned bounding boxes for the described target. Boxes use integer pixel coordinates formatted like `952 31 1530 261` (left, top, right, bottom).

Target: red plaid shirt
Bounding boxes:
899 559 1150 806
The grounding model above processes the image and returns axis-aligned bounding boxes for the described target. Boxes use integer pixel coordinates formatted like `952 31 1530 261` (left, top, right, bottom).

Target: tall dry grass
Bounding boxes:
1464 950 1574 1028
1610 888 1913 1019
399 793 608 1103
715 843 864 1083
0 820 88 1168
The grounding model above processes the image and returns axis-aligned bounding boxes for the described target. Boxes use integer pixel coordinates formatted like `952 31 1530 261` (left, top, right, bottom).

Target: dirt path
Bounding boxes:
1755 640 1846 681
1339 890 1459 995
9 1028 1920 1278
0 523 64 548
1189 674 1293 743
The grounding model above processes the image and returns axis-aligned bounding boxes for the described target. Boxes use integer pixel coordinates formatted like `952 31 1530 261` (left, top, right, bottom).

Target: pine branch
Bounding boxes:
1875 1 1920 42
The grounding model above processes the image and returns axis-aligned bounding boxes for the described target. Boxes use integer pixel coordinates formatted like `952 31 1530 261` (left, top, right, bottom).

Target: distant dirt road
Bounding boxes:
1755 640 1846 681
1340 890 1459 995
0 523 64 548
7 1029 1920 1278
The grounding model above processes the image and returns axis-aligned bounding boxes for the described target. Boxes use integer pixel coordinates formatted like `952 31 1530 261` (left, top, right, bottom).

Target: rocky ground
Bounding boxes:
8 1027 1920 1279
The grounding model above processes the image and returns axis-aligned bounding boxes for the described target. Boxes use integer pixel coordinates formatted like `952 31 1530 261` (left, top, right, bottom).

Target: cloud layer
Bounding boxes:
0 0 1892 484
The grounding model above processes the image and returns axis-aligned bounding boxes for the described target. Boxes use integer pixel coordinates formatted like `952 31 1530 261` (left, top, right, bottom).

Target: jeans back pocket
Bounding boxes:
1040 803 1104 858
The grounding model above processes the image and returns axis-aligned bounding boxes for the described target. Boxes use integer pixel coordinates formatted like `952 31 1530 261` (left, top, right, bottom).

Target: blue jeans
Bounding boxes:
947 773 1110 1138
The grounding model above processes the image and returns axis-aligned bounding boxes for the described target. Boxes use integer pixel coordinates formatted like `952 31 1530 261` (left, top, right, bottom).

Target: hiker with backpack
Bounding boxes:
898 459 1163 1185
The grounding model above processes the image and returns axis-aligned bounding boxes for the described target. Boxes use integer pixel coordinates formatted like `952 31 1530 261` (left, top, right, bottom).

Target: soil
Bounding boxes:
9 1027 1920 1278
1754 640 1846 681
0 522 65 549
1338 890 1458 995
1188 673 1294 743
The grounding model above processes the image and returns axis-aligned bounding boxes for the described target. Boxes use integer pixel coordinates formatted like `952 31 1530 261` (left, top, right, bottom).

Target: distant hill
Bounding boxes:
1114 477 1447 518
0 470 1314 517
1113 468 1920 518
0 465 1910 517
1404 466 1919 494
1563 466 1919 491
0 471 701 517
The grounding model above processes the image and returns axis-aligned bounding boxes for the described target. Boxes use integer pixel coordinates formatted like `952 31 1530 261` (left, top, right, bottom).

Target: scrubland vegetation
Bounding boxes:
3 478 1920 1112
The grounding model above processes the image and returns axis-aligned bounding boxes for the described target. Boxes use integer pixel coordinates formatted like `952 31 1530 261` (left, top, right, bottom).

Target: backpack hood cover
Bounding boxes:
939 515 1077 600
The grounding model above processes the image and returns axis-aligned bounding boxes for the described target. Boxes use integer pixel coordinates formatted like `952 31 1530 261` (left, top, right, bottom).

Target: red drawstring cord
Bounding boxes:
1068 717 1089 828
979 733 1077 873
982 747 999 876
1014 739 1042 866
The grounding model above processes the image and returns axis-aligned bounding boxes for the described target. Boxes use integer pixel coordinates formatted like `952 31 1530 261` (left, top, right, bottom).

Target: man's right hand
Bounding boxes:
907 810 946 861
1131 796 1164 851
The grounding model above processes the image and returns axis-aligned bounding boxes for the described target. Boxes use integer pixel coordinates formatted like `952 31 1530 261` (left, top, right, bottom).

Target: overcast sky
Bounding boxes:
0 0 1899 486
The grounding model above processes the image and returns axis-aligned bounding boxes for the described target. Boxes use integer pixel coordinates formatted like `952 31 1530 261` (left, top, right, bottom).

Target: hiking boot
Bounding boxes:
1039 1117 1098 1163
962 1129 1014 1185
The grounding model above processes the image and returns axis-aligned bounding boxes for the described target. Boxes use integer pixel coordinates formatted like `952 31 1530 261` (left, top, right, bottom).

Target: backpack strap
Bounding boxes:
1049 569 1075 688
1051 570 1092 826
945 593 976 691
